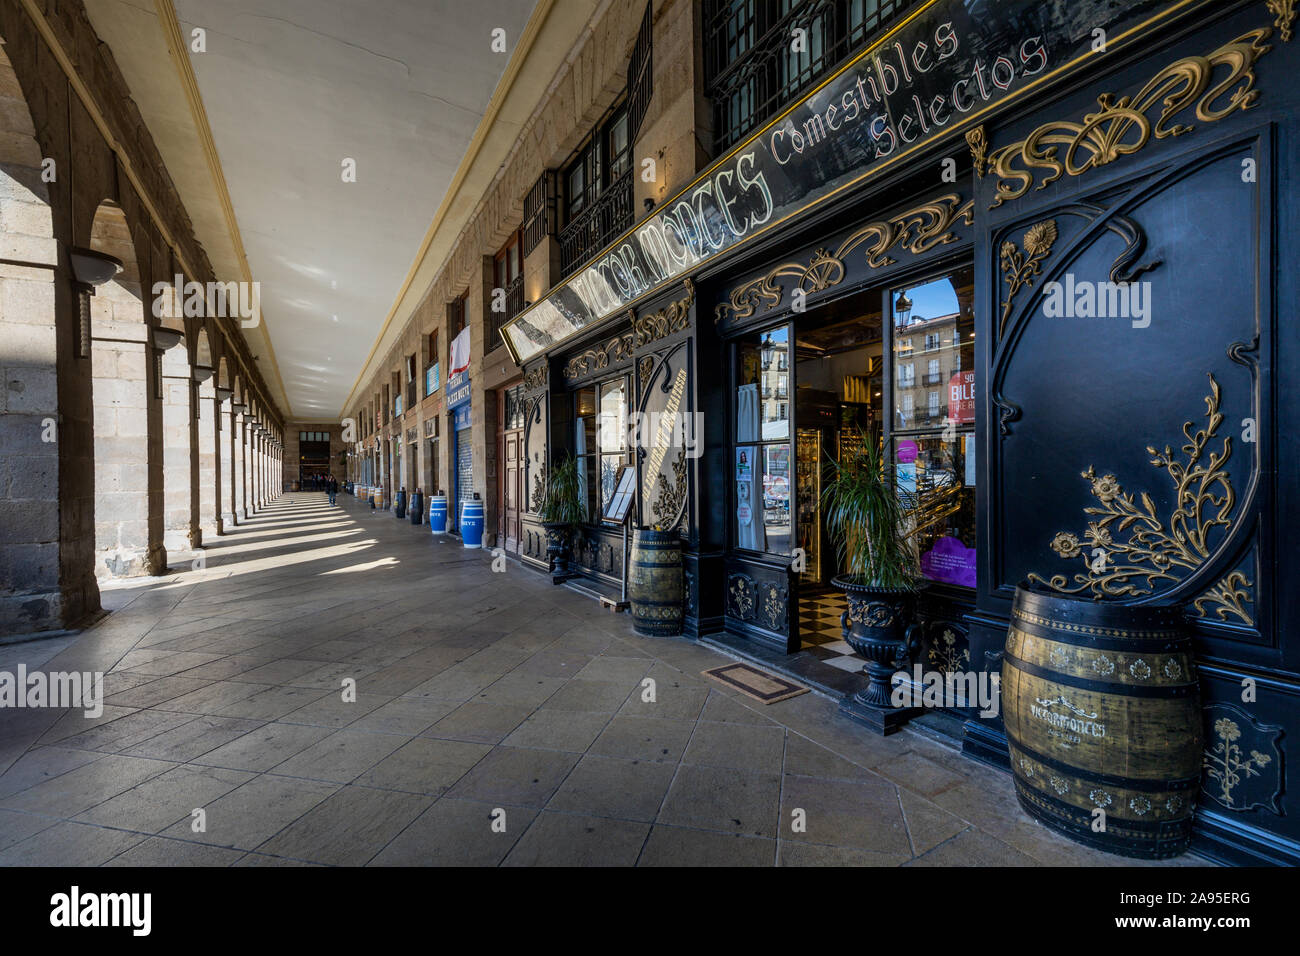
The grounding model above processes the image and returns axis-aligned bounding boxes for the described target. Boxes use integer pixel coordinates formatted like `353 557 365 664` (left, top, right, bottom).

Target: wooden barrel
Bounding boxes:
629 529 683 636
1001 583 1202 859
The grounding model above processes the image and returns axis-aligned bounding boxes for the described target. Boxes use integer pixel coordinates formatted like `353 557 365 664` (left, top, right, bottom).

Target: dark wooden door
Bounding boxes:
503 429 523 553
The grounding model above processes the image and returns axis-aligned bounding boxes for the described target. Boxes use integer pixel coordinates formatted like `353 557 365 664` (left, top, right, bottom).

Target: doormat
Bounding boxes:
701 663 809 705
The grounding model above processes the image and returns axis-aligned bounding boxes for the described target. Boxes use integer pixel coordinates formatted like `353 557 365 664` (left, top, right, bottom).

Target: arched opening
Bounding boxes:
88 200 162 577
0 44 71 632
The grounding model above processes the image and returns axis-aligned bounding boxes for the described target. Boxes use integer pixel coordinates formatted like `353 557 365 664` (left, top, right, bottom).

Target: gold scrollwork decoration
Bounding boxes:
966 125 989 177
523 365 548 390
715 194 974 323
1028 373 1255 625
985 30 1272 210
563 330 637 380
634 279 694 347
998 219 1057 337
1267 0 1296 41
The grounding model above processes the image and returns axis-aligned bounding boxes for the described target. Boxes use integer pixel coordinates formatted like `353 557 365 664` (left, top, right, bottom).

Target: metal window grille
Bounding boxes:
703 0 921 155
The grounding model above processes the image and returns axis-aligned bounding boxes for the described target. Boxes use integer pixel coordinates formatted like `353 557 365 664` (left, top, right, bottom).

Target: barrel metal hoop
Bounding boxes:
1007 739 1202 793
1004 651 1198 699
1013 779 1194 846
1011 606 1185 645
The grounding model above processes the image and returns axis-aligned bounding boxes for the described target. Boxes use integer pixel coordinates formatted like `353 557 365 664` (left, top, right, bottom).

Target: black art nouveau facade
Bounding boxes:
497 0 1299 865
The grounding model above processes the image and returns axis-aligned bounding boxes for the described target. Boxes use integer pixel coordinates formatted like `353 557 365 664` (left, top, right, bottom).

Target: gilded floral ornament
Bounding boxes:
1029 374 1255 625
999 219 1057 337
985 30 1271 209
1204 715 1274 810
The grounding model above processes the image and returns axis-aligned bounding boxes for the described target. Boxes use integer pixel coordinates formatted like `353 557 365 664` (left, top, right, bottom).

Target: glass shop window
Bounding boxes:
890 265 976 589
574 375 630 520
734 325 791 555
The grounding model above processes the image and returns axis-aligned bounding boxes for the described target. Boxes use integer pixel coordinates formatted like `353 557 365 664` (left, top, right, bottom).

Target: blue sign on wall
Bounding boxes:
453 402 472 430
447 371 471 409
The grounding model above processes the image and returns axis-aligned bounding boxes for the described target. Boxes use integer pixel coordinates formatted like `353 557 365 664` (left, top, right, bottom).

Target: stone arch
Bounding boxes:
88 199 164 577
0 42 70 632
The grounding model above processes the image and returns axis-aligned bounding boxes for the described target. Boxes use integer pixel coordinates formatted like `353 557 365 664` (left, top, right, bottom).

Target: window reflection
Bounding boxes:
892 266 976 588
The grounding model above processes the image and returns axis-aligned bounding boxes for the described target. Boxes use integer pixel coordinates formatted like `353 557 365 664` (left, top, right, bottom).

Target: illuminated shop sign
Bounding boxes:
500 0 1208 365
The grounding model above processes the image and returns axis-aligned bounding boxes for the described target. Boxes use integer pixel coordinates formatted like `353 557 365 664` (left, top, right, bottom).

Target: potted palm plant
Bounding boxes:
822 429 923 734
538 454 584 583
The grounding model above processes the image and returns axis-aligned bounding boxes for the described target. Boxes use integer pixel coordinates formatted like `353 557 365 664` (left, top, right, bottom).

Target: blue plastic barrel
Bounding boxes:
461 497 484 549
428 494 448 535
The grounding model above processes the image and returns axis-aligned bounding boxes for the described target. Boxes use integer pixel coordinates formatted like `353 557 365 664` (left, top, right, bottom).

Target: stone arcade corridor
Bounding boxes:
0 494 1201 867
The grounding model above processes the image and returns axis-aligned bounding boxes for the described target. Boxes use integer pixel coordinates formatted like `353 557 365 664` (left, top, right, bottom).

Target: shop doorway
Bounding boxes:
730 263 975 663
792 294 885 651
499 383 525 554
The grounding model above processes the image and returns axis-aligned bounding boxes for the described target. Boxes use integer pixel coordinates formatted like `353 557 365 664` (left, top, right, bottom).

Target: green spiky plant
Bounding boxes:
539 454 585 528
821 428 917 589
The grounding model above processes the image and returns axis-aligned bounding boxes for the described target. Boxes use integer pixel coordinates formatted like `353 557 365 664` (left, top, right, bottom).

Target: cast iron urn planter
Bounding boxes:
541 521 574 584
833 576 923 735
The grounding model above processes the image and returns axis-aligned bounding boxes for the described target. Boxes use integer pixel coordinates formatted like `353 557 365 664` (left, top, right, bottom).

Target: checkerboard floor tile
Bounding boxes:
798 592 864 671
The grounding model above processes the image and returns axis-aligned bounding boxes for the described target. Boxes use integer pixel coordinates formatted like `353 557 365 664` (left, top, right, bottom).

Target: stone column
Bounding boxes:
160 341 195 556
91 308 156 577
250 427 260 511
195 373 218 541
218 389 234 530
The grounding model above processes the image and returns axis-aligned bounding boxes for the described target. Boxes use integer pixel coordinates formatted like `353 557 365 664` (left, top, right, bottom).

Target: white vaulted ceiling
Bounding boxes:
82 0 540 419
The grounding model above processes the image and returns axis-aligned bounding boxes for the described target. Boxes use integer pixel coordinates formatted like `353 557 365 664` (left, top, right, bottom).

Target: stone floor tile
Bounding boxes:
159 774 339 850
367 798 536 866
637 825 776 866
423 701 532 744
355 737 491 794
501 709 611 753
445 746 579 808
121 715 266 762
270 728 409 783
682 721 786 773
255 785 434 865
0 820 147 866
190 721 334 772
105 836 246 866
588 715 697 763
73 763 254 832
502 811 649 866
546 754 677 822
657 764 782 839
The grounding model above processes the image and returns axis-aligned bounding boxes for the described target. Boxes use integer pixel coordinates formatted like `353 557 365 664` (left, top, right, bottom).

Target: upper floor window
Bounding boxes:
556 4 652 278
703 0 922 154
490 232 525 352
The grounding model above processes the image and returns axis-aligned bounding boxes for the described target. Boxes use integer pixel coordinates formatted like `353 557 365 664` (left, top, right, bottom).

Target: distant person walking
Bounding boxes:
328 475 337 505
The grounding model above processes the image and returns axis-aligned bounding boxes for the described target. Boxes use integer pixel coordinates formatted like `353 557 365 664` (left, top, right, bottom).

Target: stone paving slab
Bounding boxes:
0 493 1210 866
